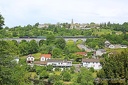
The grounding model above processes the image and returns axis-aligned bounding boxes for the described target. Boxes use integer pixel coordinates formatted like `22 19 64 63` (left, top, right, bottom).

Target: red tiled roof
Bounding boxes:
76 52 86 56
40 54 51 58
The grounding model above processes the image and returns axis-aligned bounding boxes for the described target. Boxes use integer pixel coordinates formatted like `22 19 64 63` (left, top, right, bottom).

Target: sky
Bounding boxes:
0 0 128 27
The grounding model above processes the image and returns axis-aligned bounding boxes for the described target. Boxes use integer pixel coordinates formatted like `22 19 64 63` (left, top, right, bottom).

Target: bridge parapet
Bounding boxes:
1 36 95 43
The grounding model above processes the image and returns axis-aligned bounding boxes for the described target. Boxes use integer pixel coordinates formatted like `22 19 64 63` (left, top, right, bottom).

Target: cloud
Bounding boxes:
0 0 128 27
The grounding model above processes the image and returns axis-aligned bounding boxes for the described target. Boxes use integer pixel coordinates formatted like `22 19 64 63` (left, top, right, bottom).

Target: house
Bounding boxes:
104 40 110 44
47 59 72 67
96 49 106 56
114 44 122 48
47 59 72 71
40 54 51 61
77 44 93 52
26 54 35 64
108 44 115 49
38 24 49 28
104 40 111 47
120 45 127 48
108 44 127 49
82 58 102 70
76 52 87 56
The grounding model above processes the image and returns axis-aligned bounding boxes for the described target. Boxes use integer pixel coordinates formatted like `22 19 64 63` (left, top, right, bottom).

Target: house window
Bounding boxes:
68 62 71 64
28 58 30 61
31 58 33 61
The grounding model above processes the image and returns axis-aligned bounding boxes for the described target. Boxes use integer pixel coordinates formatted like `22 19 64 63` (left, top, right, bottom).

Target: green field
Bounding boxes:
92 29 122 36
21 53 41 60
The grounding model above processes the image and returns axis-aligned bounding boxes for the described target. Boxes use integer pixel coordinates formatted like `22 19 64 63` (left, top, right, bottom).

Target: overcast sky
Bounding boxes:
0 0 128 27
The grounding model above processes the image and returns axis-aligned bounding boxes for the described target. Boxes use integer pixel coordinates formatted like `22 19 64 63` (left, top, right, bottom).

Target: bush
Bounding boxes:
89 67 95 72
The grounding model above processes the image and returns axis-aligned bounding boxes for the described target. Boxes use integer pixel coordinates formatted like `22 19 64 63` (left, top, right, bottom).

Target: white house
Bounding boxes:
104 40 110 44
38 24 49 28
82 59 102 70
47 59 72 67
104 40 111 47
108 44 115 48
47 59 72 71
96 49 106 56
109 44 127 49
120 45 127 48
40 54 51 61
26 54 35 64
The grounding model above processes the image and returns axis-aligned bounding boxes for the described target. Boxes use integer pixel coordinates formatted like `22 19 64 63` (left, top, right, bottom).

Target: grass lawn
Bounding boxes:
76 39 83 44
54 71 61 75
92 72 97 78
106 48 128 53
66 40 74 45
20 53 41 59
92 29 112 36
63 81 73 85
32 53 41 59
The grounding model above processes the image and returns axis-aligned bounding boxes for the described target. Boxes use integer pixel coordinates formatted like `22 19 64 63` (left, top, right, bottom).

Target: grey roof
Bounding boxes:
82 59 100 62
34 61 47 65
97 49 106 52
47 59 71 63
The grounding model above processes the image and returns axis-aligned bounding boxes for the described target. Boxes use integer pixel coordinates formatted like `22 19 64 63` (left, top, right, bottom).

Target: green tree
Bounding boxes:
0 13 4 29
48 74 60 84
46 65 53 71
46 35 55 45
77 67 94 85
55 38 66 49
28 40 39 54
52 48 62 58
7 40 19 55
40 70 49 79
70 66 75 73
97 51 128 85
39 40 45 46
35 66 46 75
0 40 30 85
39 44 53 54
19 41 29 55
61 71 71 81
53 81 64 85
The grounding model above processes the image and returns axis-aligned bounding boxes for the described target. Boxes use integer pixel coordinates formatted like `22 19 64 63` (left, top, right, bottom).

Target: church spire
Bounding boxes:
70 19 74 29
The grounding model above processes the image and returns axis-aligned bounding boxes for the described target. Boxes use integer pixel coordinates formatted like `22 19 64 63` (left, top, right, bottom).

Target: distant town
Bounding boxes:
38 19 100 30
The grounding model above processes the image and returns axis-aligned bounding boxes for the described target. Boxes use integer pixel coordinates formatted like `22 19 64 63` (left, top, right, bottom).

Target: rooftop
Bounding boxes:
40 54 51 58
34 61 47 65
82 58 100 62
76 52 87 56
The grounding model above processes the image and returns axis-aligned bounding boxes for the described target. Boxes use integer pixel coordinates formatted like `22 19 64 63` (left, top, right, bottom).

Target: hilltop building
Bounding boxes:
70 19 74 29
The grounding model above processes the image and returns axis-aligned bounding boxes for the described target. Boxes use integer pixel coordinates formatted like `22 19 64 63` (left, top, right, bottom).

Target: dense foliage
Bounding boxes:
0 41 30 85
0 13 4 29
97 51 128 85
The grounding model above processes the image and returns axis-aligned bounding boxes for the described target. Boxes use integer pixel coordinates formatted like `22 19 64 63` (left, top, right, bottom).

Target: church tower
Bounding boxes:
70 19 74 29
